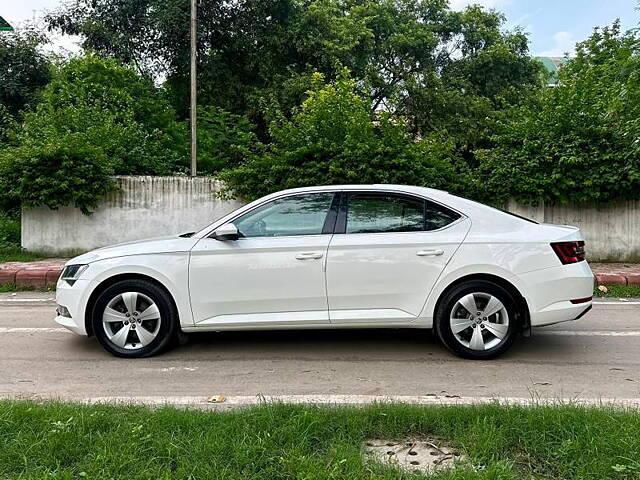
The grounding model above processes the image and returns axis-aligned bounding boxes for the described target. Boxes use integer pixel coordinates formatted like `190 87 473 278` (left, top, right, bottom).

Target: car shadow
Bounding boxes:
168 327 583 363
173 328 446 360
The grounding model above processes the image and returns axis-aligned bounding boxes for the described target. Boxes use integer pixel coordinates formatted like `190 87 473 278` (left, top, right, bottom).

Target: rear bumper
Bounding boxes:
520 261 594 327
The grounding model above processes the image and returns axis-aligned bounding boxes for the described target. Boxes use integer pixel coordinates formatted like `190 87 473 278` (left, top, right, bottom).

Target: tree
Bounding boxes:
196 106 262 174
47 0 543 151
478 21 640 204
17 55 188 175
0 29 51 119
220 72 464 200
0 55 189 213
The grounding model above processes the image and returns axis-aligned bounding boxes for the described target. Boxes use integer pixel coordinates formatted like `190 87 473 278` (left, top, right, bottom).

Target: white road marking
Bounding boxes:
0 327 69 333
593 301 640 305
538 330 640 336
0 299 54 303
0 326 640 337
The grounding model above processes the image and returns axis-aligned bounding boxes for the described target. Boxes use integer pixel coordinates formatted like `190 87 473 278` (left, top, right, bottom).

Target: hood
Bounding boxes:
66 235 200 265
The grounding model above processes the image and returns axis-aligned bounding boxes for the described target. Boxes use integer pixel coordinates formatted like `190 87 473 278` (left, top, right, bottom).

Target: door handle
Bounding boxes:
295 252 324 260
416 249 444 257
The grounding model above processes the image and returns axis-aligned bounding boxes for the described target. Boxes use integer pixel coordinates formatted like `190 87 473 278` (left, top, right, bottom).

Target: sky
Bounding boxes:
2 0 639 57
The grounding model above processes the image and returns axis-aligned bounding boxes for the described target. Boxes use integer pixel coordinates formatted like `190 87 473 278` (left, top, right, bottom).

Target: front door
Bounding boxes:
189 192 337 327
326 192 470 324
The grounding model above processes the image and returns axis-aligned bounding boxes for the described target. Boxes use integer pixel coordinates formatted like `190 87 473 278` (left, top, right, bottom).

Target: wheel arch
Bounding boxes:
433 273 530 330
84 273 179 337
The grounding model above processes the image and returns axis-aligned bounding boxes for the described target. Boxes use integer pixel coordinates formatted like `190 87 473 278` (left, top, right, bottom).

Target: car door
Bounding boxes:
326 191 470 324
189 192 338 326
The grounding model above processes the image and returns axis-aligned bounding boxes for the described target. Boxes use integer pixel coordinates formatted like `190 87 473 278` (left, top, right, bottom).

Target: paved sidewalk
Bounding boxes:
590 263 640 286
0 259 66 288
0 259 638 288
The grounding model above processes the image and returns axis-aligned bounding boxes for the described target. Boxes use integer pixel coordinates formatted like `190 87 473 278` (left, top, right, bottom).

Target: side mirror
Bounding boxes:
212 223 239 241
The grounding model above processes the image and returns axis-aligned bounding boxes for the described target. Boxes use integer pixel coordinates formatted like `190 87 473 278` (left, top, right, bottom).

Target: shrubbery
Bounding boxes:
0 3 639 214
478 21 640 204
0 56 189 213
0 138 114 214
220 73 466 200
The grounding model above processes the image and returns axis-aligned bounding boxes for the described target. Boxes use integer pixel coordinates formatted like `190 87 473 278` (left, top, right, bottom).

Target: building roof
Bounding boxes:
0 16 13 31
535 56 568 86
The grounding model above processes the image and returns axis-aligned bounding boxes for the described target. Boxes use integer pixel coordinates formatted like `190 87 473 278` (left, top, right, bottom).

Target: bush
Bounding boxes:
0 55 190 213
0 213 20 248
478 21 640 205
220 72 464 200
197 106 261 174
0 138 114 214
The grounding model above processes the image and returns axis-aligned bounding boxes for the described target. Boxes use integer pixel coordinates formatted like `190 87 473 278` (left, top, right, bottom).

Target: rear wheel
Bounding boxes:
92 279 178 358
435 280 519 360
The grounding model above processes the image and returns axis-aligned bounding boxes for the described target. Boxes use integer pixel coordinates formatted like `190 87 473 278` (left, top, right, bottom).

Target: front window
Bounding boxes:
234 193 334 238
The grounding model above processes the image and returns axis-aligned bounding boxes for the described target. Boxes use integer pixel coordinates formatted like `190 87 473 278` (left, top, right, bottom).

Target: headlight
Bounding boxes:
60 264 89 285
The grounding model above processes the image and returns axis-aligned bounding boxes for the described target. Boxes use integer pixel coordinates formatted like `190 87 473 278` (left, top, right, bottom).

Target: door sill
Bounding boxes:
194 310 329 328
328 308 415 324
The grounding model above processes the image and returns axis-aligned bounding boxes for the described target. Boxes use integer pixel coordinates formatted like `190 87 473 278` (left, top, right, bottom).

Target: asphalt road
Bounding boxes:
1 292 639 405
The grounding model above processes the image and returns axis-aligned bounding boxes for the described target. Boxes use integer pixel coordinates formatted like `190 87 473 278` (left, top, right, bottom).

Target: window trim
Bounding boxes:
206 188 466 239
210 191 338 240
335 190 465 236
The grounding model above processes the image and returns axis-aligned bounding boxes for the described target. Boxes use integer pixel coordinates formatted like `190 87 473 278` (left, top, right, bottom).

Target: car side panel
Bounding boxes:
418 240 593 327
55 253 193 335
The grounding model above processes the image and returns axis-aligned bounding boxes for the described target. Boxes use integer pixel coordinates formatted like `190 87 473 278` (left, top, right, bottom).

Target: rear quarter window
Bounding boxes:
425 201 461 230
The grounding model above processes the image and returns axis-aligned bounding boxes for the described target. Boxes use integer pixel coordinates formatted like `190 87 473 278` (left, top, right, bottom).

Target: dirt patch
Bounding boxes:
364 438 465 474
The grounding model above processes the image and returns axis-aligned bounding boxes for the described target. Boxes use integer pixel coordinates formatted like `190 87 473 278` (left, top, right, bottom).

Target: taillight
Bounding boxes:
551 241 586 264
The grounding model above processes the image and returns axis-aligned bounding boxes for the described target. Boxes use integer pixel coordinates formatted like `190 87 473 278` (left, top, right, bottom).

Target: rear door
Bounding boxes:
326 192 470 324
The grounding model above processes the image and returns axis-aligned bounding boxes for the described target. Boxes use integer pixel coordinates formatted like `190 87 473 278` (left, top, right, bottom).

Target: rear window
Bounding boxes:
346 194 424 234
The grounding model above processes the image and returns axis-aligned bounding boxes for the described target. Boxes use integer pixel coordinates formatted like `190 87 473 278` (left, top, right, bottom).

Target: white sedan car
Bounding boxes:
55 185 594 359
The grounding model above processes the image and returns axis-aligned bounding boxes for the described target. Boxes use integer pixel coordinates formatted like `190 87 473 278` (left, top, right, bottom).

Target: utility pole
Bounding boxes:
190 0 197 177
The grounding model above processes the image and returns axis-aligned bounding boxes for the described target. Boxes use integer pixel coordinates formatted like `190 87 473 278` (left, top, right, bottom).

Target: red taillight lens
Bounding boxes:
551 241 586 264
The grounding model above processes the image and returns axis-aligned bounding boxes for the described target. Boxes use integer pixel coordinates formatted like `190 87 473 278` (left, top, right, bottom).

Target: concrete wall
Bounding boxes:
20 176 640 261
506 199 640 262
22 176 244 254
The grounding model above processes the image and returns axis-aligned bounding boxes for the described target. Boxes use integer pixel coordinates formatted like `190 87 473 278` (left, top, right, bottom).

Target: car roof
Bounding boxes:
195 184 532 238
271 184 450 199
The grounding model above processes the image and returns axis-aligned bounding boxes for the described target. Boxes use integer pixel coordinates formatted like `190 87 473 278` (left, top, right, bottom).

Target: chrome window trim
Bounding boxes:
202 188 468 239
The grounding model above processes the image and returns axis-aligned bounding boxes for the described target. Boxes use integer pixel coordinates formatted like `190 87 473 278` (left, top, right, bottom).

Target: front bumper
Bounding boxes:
520 261 595 327
54 278 92 335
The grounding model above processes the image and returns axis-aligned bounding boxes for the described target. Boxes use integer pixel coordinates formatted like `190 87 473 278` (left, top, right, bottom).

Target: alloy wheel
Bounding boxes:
449 292 509 351
102 292 162 350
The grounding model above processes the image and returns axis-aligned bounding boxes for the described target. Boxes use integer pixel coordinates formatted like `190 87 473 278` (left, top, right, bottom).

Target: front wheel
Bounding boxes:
435 280 519 360
92 279 178 358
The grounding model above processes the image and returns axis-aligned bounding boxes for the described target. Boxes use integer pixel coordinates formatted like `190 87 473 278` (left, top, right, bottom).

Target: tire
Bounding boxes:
92 279 179 358
435 280 519 360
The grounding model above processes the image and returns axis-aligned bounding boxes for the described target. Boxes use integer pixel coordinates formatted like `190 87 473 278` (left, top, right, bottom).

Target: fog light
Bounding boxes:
56 305 71 318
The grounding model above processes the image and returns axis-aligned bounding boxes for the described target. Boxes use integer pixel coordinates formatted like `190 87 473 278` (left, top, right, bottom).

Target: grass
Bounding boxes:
0 213 48 263
1 401 640 479
0 246 47 263
0 283 54 293
594 284 640 298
